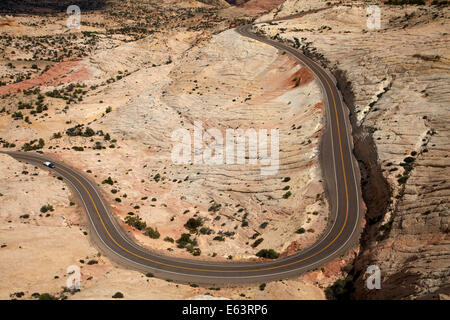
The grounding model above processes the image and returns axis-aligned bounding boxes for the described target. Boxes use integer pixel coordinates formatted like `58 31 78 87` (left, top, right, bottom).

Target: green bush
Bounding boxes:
39 293 56 300
164 236 174 243
66 124 96 137
191 248 201 256
282 191 292 199
199 227 213 235
185 217 203 233
112 292 124 299
144 226 160 239
256 249 279 259
40 204 54 213
102 177 114 185
176 233 192 248
124 215 147 231
22 138 45 151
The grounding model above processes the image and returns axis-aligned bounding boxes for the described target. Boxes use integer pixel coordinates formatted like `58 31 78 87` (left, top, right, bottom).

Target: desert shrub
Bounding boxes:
22 138 44 151
208 203 221 212
12 111 23 120
282 191 292 199
112 292 123 299
398 176 409 184
296 227 306 234
325 279 354 300
38 293 56 300
256 249 279 259
164 236 174 243
176 233 192 248
199 227 213 235
213 236 225 242
144 226 160 239
185 217 203 233
40 204 54 213
124 215 146 231
66 125 95 137
93 141 103 150
251 238 264 248
102 176 114 185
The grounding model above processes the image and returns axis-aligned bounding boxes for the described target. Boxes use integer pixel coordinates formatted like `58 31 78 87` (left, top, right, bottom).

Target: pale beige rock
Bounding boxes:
257 1 450 299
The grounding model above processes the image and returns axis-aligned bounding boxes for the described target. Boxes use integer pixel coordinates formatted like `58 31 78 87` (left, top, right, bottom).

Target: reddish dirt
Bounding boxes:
0 60 90 95
312 101 324 111
287 66 315 88
241 0 285 11
300 248 359 282
280 240 304 257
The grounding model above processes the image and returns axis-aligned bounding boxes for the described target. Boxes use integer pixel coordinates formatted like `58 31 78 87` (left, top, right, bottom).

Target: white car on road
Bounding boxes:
43 161 55 168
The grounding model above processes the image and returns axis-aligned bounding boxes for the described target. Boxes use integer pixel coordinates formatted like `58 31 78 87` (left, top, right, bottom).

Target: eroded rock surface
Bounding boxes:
257 0 449 299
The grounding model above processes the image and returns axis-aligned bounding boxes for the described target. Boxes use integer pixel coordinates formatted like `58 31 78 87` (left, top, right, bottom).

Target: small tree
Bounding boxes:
185 217 203 233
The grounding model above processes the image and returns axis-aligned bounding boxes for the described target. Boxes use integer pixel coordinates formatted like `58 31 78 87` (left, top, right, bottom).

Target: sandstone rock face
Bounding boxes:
257 1 449 299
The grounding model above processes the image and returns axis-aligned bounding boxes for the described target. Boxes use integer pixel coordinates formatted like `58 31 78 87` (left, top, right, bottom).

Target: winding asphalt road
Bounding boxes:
2 16 362 284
